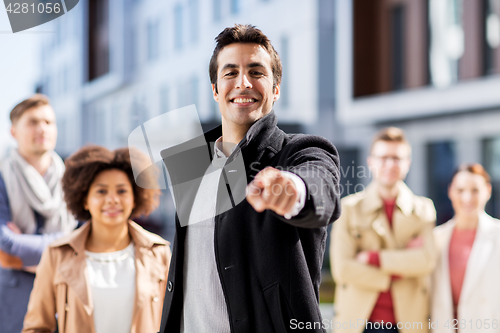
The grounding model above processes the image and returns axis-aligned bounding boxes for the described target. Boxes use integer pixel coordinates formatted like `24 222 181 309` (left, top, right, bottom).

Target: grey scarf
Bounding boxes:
1 149 76 234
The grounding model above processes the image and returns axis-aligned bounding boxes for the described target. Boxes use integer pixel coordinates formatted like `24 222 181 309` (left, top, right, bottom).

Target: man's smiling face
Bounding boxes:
212 43 280 136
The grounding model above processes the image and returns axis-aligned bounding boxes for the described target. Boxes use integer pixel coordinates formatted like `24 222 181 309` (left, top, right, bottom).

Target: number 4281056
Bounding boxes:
444 319 498 330
6 2 61 14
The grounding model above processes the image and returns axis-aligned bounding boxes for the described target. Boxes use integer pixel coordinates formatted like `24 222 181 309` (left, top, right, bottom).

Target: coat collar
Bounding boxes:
361 181 415 216
50 220 168 254
49 220 169 316
438 212 498 239
204 110 284 163
437 213 499 309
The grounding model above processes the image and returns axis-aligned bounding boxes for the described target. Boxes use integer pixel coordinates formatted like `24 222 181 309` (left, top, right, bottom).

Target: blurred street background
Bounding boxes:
1 0 500 320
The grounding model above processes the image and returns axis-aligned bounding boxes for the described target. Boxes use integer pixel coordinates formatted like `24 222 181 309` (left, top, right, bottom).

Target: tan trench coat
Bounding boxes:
330 181 436 333
22 221 171 333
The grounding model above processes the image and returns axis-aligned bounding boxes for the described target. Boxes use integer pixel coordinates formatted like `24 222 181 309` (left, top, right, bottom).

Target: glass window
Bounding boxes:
391 5 405 90
213 0 221 21
428 0 464 88
174 4 183 50
231 0 240 14
427 141 456 225
484 0 500 75
147 19 160 61
160 86 170 114
88 0 110 81
190 76 199 107
189 0 199 43
483 137 500 218
129 28 137 71
60 68 66 94
130 95 148 131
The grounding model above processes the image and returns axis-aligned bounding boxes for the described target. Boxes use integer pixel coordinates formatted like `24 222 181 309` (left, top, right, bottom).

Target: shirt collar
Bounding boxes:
214 136 238 159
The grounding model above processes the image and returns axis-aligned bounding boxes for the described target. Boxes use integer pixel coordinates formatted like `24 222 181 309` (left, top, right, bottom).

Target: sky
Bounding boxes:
0 6 52 159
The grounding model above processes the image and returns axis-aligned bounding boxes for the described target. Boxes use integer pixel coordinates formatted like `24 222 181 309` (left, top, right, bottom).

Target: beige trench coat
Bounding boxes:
22 221 171 333
330 181 436 333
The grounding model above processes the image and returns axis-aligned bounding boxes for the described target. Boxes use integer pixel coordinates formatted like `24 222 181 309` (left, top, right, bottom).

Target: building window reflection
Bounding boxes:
189 0 199 43
174 4 183 50
427 141 456 225
213 0 221 21
231 0 240 14
483 137 500 218
88 0 110 81
428 0 464 87
147 19 160 62
484 0 500 75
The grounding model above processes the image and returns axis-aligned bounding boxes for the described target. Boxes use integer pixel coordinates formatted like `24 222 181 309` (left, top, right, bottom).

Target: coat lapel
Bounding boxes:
53 222 93 315
362 182 417 250
129 222 168 327
371 211 397 249
434 220 455 321
459 214 496 305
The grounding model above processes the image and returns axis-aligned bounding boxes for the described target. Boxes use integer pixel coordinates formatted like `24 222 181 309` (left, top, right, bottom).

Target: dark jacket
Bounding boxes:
159 112 341 333
0 173 62 333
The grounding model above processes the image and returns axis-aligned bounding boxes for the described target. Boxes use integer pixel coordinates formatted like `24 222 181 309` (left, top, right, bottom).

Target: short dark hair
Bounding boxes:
62 145 160 221
10 94 51 124
370 127 411 154
209 24 282 92
451 163 491 184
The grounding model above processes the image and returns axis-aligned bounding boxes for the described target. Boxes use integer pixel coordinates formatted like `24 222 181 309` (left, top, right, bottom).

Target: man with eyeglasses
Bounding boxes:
330 127 436 333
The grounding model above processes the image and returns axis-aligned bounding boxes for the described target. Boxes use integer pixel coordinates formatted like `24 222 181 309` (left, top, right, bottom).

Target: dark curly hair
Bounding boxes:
62 145 160 221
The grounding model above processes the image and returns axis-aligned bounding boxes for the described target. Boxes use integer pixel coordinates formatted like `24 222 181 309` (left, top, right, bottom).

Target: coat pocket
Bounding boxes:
263 282 295 333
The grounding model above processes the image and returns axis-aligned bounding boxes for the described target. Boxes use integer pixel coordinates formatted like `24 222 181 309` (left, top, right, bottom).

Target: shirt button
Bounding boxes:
167 281 173 292
153 295 159 302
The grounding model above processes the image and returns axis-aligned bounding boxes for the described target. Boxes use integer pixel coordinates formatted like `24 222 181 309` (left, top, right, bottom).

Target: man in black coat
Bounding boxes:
159 24 341 333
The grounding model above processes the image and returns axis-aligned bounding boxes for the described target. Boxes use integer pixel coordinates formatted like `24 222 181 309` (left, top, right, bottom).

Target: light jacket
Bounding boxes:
22 221 171 333
330 181 436 333
159 111 341 333
431 213 500 333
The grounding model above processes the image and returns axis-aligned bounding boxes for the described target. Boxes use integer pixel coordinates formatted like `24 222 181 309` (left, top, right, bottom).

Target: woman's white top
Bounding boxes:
85 242 136 333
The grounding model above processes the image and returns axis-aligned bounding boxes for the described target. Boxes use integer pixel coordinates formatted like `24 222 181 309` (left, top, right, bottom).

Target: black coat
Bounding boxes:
159 112 341 333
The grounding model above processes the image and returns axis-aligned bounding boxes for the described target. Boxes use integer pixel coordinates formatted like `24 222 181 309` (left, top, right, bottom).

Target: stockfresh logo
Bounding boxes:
3 0 79 33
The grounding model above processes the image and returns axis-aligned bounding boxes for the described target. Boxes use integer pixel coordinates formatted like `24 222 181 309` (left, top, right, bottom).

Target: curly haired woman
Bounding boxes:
22 146 171 333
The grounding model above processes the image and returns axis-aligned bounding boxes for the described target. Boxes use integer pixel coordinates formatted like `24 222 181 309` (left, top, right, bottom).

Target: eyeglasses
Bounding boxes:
370 155 409 164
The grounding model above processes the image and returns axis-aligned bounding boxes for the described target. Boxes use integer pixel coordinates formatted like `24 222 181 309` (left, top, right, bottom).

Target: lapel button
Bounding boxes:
167 281 173 292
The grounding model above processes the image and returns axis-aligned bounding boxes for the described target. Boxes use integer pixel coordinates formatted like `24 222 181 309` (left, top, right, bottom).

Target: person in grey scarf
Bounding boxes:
0 94 76 333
